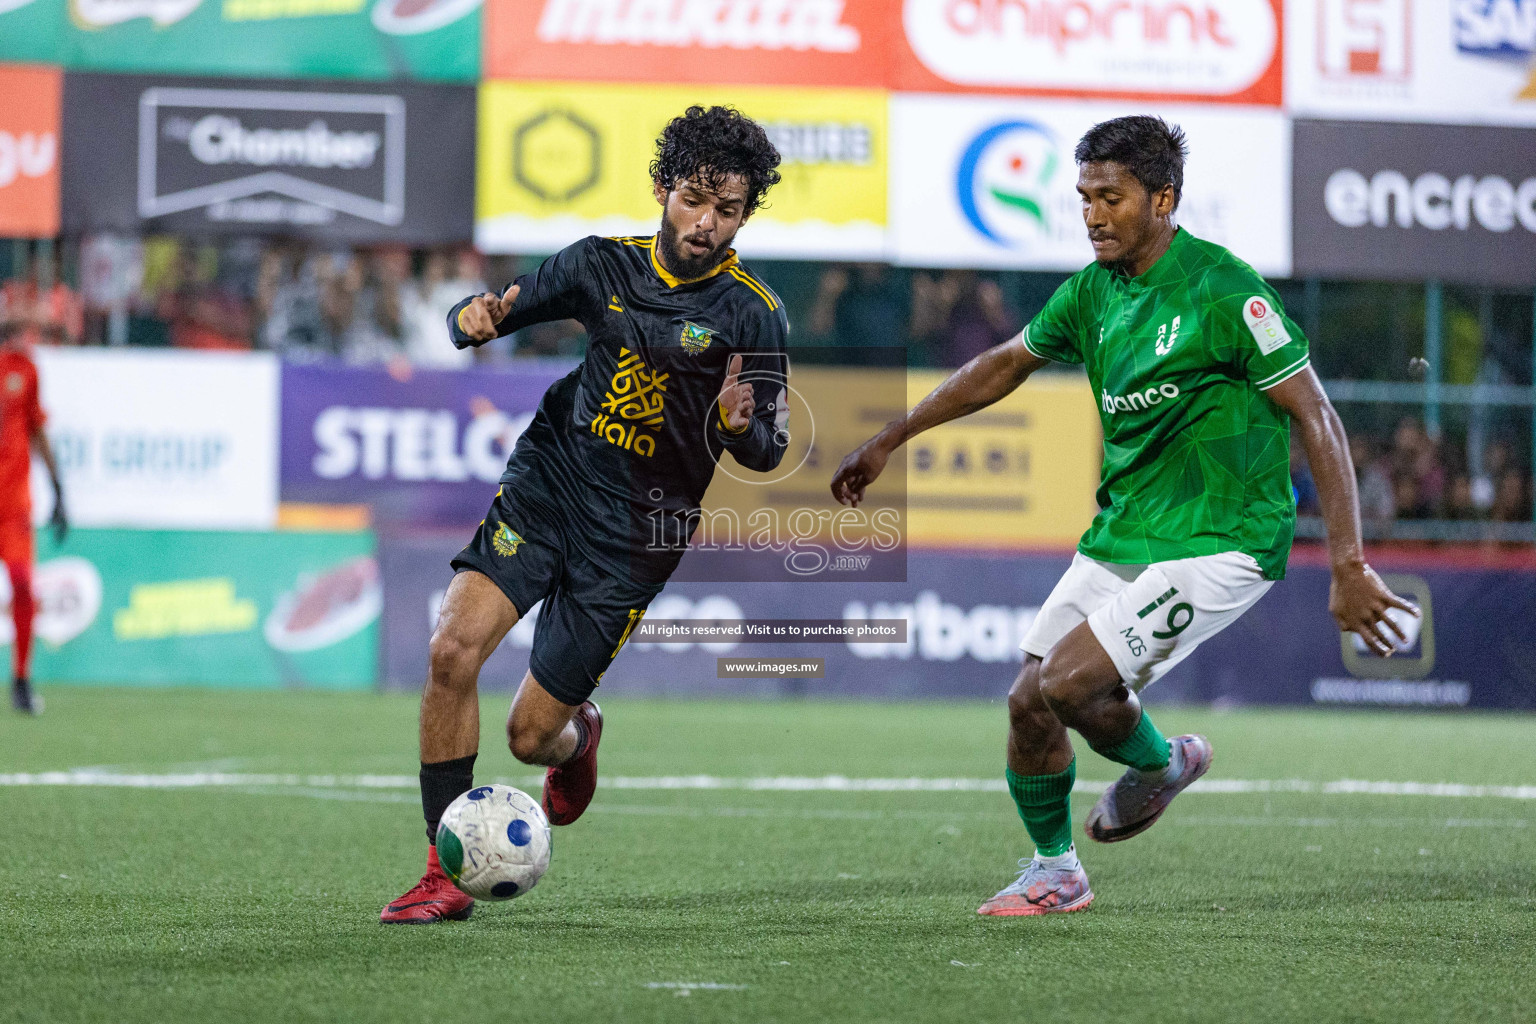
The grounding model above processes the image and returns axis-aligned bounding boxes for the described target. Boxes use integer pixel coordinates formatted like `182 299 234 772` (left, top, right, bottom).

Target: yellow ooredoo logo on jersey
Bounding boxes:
591 347 668 457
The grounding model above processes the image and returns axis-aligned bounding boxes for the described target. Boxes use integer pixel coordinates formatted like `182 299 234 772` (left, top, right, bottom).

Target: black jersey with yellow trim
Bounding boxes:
446 234 790 582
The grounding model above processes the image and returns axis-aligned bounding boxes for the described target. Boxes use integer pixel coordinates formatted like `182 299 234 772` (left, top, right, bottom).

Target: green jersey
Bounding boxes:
1021 228 1309 580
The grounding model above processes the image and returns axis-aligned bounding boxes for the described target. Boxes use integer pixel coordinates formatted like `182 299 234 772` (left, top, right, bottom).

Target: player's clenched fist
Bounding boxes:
830 435 893 509
719 353 754 432
459 284 521 342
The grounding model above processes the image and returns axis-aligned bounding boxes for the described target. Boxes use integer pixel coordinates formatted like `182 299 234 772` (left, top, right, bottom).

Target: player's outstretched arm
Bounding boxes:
830 335 1048 507
1265 366 1417 656
31 423 66 544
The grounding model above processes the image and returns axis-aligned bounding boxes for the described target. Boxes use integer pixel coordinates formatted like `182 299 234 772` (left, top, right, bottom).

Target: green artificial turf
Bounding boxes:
3 690 1534 1024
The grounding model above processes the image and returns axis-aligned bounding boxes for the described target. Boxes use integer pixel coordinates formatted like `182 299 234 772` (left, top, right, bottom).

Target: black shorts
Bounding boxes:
451 485 664 706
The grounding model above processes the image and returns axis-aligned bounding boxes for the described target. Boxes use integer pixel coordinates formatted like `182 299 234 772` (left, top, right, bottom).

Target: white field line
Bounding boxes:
644 982 747 991
2 770 1536 800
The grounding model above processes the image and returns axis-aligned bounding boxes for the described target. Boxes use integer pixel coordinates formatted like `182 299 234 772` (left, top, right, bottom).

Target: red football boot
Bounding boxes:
379 845 474 924
542 701 603 826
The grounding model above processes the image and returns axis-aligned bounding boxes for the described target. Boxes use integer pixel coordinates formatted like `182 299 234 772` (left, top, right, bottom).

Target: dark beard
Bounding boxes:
657 216 734 281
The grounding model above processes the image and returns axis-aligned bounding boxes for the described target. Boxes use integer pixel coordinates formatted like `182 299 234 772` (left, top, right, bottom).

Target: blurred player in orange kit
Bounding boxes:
0 324 67 714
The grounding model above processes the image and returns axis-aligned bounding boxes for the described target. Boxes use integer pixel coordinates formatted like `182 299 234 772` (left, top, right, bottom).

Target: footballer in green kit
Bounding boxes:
832 116 1417 916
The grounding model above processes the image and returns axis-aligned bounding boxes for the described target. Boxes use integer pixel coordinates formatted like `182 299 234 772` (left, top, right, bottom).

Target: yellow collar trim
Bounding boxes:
648 235 739 288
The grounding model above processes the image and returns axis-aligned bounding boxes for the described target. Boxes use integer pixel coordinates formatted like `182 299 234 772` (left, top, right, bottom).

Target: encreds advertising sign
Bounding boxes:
33 348 278 530
377 540 1536 710
1287 0 1536 126
1 528 379 689
61 73 474 242
889 95 1290 273
1293 119 1536 286
280 362 569 525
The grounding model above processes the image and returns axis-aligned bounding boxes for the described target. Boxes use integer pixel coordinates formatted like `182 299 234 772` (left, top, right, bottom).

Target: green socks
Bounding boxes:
1092 709 1171 773
1006 758 1076 857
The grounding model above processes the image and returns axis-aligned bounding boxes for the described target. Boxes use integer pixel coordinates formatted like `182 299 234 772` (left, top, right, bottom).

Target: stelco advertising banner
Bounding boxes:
34 348 279 530
280 361 561 525
476 80 887 259
3 528 379 689
0 63 61 238
378 541 1536 710
4 0 480 80
890 95 1291 274
60 73 475 242
1293 119 1536 286
1287 0 1536 126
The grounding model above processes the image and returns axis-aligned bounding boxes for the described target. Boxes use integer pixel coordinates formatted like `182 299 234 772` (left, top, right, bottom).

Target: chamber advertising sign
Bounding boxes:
61 73 475 242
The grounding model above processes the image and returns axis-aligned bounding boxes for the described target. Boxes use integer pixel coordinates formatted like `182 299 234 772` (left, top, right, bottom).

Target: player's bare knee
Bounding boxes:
1007 662 1058 736
505 716 554 765
427 628 481 693
1037 648 1093 718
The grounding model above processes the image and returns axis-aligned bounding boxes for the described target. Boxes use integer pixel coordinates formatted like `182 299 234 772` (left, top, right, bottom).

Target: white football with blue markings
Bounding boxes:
436 784 551 901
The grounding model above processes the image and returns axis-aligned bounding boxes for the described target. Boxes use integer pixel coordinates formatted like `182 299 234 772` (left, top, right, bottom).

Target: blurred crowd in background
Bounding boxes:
1 235 1532 527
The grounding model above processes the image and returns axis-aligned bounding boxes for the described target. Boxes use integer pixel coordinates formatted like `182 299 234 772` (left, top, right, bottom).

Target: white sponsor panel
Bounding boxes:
889 95 1290 274
534 0 863 50
32 349 278 529
903 0 1279 96
1288 0 1536 124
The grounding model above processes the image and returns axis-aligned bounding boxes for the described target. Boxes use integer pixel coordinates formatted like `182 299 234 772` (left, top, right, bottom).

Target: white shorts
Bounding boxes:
1019 551 1274 692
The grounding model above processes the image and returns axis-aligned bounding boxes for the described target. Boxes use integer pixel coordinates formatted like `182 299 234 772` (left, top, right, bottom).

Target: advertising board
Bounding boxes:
1292 118 1536 286
34 348 280 530
1288 0 1536 125
890 95 1291 274
0 64 61 239
475 80 887 259
61 73 475 242
3 527 379 689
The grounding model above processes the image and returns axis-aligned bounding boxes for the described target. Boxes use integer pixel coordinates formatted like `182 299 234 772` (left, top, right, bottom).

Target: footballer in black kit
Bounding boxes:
382 105 788 924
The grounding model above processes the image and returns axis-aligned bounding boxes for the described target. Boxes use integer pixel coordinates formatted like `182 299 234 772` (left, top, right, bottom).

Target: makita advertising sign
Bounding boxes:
62 73 474 242
1293 119 1536 286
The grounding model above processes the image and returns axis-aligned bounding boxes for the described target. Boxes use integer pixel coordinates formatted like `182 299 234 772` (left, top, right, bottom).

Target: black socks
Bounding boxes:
420 753 477 843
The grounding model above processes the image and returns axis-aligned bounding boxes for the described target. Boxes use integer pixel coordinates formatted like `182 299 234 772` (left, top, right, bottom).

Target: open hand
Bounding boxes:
457 284 520 342
719 354 754 432
1329 561 1418 656
830 436 893 508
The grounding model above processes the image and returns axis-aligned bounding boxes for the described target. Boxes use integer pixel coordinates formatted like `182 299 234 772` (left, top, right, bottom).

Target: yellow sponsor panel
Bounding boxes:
701 367 1099 550
476 81 887 259
904 372 1100 549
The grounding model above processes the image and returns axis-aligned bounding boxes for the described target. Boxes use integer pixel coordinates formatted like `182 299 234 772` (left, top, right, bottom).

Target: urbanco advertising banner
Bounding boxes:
0 0 60 63
895 0 1283 105
1293 119 1536 287
475 81 887 260
0 64 61 238
48 0 479 81
61 73 475 243
378 541 1536 710
33 348 279 530
1 528 379 689
1287 0 1536 126
484 0 890 87
280 361 566 526
890 95 1291 274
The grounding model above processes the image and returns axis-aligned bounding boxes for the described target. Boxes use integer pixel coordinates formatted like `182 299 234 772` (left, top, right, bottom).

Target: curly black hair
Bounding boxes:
650 105 783 216
1074 115 1189 209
